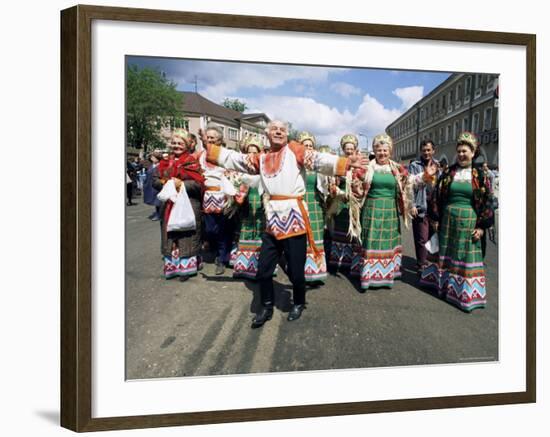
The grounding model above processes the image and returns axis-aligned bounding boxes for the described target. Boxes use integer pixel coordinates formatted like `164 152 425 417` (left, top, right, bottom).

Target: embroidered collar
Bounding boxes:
371 161 392 174
454 166 472 182
261 145 287 178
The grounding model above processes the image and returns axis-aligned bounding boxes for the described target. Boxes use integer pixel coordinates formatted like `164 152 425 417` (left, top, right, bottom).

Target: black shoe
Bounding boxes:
287 304 306 321
179 275 190 282
215 262 225 275
251 307 273 329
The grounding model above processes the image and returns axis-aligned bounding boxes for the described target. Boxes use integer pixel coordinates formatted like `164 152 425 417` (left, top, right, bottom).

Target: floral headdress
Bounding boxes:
340 134 358 151
298 131 317 147
457 131 479 152
372 133 393 152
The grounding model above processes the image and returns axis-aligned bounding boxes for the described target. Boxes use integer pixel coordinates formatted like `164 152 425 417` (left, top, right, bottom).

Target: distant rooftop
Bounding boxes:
178 91 269 124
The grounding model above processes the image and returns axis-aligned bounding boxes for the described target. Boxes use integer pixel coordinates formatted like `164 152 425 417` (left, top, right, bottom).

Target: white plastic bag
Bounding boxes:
167 184 196 232
157 180 196 232
157 179 178 203
425 233 439 254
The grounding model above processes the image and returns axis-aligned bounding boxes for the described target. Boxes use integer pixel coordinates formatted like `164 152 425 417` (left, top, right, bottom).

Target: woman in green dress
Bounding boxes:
326 134 365 274
298 131 328 284
420 132 495 312
357 134 436 290
232 137 265 279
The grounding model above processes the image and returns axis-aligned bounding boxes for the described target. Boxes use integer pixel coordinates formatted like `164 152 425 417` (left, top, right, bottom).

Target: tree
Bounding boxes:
222 98 248 113
126 65 184 152
287 122 300 141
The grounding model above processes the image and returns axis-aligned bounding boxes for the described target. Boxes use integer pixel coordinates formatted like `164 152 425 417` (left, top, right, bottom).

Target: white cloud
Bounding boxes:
155 59 347 103
392 85 424 110
135 58 425 146
330 82 361 97
246 93 402 149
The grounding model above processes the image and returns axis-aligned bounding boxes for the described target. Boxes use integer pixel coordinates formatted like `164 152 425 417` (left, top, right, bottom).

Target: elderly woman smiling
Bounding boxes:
355 134 436 290
153 129 205 282
420 132 495 312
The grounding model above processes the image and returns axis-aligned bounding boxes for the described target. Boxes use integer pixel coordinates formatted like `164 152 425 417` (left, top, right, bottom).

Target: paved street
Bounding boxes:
126 199 499 379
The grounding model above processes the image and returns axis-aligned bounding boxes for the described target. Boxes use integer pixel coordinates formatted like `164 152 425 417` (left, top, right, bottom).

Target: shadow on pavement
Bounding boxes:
242 279 292 314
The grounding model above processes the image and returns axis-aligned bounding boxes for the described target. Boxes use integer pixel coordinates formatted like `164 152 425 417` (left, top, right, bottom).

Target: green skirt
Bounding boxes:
356 197 402 289
233 187 265 279
420 203 487 312
304 175 327 282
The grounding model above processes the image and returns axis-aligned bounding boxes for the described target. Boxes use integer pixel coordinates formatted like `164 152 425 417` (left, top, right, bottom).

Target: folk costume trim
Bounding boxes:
261 146 287 178
207 141 350 241
336 156 349 177
206 145 222 167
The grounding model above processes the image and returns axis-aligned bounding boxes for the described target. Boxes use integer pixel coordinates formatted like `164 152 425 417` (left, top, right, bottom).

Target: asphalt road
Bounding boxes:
126 199 499 379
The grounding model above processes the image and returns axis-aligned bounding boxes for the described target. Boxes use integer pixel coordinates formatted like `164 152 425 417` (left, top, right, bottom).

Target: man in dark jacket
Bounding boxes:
408 140 438 271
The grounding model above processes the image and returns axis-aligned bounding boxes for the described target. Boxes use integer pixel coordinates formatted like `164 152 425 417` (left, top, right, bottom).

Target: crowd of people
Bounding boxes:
130 120 497 328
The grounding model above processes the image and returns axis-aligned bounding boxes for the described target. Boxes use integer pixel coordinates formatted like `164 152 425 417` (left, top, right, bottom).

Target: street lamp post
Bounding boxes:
358 133 370 154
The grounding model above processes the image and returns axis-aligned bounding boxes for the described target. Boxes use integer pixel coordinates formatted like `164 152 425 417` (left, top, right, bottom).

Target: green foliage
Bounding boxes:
126 65 184 152
222 98 248 113
287 122 300 141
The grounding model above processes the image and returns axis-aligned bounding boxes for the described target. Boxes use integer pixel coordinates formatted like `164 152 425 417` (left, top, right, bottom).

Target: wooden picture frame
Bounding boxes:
60 4 536 432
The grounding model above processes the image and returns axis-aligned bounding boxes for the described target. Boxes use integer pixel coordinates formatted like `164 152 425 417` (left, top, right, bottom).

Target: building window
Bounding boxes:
462 116 469 132
228 127 238 141
465 76 472 94
439 127 443 143
472 112 480 133
442 95 446 108
475 74 481 89
453 121 459 139
456 84 462 100
483 107 493 130
446 124 451 142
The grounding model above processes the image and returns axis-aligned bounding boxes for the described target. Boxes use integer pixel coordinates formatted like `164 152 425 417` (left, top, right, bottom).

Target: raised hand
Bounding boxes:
198 128 207 145
426 160 438 177
348 153 369 169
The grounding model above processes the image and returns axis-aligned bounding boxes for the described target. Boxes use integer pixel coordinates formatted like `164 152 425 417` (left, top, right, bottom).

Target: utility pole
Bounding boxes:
358 133 369 154
194 75 198 93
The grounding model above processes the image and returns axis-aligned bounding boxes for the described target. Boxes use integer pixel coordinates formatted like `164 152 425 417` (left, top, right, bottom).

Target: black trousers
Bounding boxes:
256 232 307 307
126 182 133 203
412 215 430 266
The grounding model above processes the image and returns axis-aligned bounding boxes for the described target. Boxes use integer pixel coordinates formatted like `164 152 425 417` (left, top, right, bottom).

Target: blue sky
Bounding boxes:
128 56 450 148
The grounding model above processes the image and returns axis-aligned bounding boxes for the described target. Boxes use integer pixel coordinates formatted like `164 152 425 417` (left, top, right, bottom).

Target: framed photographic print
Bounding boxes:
60 4 536 432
